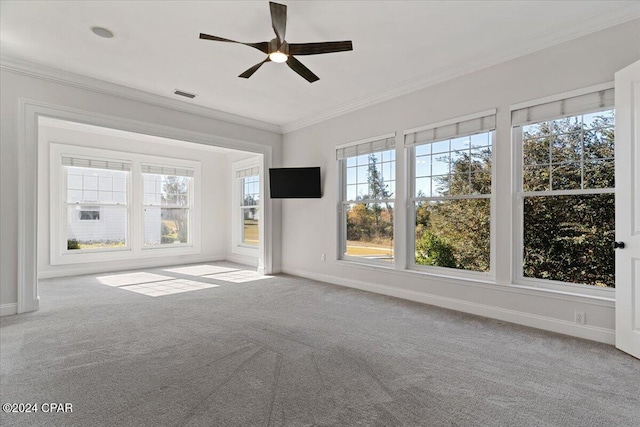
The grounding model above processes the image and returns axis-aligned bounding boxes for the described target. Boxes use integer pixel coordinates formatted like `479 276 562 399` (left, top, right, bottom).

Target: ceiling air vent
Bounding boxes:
173 89 196 99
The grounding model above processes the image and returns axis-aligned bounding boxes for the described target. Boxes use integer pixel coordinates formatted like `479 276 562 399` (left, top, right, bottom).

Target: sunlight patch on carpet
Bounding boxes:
118 279 220 297
162 264 239 276
203 270 271 283
96 272 174 287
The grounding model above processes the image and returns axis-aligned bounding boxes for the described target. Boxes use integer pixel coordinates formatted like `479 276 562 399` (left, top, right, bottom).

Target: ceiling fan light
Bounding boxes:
269 51 288 63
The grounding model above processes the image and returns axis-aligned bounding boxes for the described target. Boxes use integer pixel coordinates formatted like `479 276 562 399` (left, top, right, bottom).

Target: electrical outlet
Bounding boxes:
321 253 326 262
575 311 586 325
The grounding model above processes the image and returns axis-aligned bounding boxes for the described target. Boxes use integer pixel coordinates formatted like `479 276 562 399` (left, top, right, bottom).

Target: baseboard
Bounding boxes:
1 303 18 317
225 253 259 268
38 254 226 279
281 266 615 345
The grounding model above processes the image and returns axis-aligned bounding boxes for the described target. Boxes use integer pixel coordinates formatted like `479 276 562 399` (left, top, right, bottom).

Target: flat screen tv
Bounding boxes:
269 167 321 199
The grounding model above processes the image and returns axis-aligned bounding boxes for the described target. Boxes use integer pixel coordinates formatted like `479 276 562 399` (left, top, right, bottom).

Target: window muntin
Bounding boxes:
142 172 193 246
411 131 493 272
241 174 260 247
517 109 615 288
65 166 129 251
522 110 615 192
341 146 395 263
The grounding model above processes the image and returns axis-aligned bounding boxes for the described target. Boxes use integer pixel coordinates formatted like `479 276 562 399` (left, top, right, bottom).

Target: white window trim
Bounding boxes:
511 88 615 299
231 157 261 257
140 162 195 250
337 133 397 267
406 129 497 282
50 143 201 265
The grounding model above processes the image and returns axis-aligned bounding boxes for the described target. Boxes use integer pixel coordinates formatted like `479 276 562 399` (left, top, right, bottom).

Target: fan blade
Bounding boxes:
199 33 268 54
239 57 271 79
286 56 319 83
269 2 287 46
288 41 353 56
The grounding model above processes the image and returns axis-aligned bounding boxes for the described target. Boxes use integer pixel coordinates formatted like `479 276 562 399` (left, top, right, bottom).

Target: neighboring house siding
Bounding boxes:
143 206 162 245
67 206 130 243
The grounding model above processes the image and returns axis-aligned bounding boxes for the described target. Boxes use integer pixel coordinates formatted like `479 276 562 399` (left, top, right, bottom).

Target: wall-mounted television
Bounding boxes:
269 167 321 199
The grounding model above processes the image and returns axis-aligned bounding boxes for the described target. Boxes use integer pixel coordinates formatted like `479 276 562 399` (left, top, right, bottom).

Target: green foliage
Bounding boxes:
161 222 171 236
347 203 374 241
161 235 175 244
415 198 490 271
162 176 190 244
365 154 391 199
415 231 456 268
349 112 615 286
414 147 492 272
67 239 80 250
521 113 615 287
346 153 394 245
161 222 175 244
523 194 615 287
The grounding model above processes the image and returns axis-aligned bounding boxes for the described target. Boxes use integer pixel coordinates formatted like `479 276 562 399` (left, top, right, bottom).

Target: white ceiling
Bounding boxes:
2 1 639 132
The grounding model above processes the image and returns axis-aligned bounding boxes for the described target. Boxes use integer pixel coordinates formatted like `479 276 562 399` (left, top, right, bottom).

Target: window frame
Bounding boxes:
61 157 132 256
407 126 496 281
231 157 262 257
50 143 201 265
240 174 260 248
511 86 615 299
337 133 396 267
140 165 195 249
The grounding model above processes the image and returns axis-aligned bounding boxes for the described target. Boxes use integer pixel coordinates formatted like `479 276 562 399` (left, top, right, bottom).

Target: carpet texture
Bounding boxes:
1 262 639 426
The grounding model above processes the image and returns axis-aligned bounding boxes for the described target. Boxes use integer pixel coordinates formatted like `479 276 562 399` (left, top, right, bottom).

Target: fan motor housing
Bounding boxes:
269 38 288 54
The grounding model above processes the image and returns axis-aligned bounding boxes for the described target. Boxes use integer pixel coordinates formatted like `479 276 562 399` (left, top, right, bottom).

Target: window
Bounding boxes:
52 144 201 265
63 156 130 251
232 159 261 256
78 206 100 221
338 134 395 263
513 88 615 288
239 168 260 247
142 165 194 247
406 111 495 273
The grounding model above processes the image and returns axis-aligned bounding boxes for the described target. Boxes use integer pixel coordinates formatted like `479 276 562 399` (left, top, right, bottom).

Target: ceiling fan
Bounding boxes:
199 1 353 83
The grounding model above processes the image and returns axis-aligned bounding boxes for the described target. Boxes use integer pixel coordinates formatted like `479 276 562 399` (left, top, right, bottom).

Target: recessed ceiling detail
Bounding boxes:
90 26 114 39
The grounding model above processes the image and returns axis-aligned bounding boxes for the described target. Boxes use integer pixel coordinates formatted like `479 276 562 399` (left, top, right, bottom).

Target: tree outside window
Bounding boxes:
343 148 395 262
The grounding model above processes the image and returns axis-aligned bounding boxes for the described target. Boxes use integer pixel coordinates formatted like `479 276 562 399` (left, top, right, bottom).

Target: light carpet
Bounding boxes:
1 262 639 426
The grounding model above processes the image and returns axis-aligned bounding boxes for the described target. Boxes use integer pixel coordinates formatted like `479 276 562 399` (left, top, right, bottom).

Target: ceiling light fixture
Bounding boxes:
199 1 353 82
268 51 288 63
91 26 114 38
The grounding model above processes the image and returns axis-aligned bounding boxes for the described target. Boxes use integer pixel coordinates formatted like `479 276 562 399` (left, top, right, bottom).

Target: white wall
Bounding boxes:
280 20 640 343
36 123 229 278
0 67 282 315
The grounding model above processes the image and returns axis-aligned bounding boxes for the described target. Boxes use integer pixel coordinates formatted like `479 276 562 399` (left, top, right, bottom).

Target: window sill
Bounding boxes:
141 244 194 250
232 245 259 258
52 245 200 265
335 259 614 307
338 257 396 270
238 244 259 249
512 277 615 301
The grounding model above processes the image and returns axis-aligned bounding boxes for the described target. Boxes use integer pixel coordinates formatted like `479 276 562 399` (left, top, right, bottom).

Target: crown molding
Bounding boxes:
281 6 640 134
2 4 638 137
0 54 282 134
